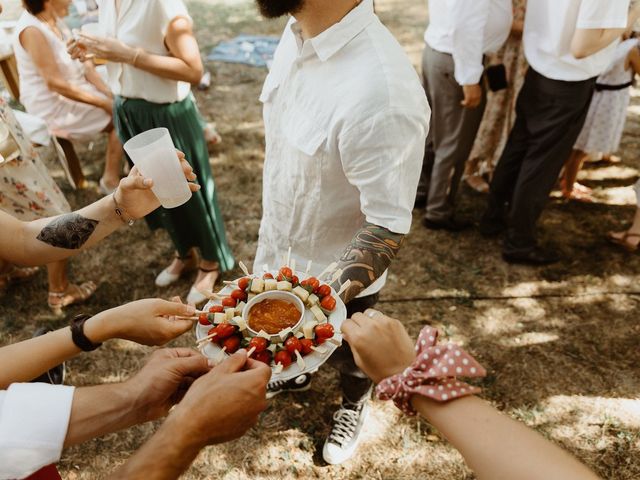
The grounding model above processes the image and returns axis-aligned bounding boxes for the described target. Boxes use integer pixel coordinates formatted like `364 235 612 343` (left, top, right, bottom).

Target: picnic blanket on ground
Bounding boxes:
207 35 279 68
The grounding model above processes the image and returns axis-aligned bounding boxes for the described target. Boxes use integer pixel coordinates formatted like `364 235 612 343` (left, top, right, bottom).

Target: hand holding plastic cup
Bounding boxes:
123 128 193 209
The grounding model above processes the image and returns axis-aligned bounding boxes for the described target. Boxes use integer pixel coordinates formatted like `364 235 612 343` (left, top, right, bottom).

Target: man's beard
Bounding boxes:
255 0 305 18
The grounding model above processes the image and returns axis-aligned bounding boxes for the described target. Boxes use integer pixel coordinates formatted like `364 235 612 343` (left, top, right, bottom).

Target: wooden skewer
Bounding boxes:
305 260 312 275
176 316 200 321
311 345 327 354
290 258 296 273
262 263 270 273
286 246 292 267
247 346 256 357
238 261 250 276
337 280 351 296
196 331 217 345
223 280 238 286
214 346 228 364
331 269 343 283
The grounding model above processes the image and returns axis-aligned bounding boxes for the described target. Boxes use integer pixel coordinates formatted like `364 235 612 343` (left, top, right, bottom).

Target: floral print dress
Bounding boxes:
0 98 70 221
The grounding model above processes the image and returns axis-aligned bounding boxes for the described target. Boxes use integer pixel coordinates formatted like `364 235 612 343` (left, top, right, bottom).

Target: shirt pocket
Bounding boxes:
260 72 280 104
284 114 327 157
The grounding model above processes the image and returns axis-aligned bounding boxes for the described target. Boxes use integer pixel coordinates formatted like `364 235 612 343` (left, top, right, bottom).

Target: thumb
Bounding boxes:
215 349 249 374
155 299 196 317
120 173 153 192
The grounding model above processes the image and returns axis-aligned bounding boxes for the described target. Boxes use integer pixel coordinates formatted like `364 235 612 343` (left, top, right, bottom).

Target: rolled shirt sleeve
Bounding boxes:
576 0 630 29
450 0 491 85
0 384 75 480
339 107 429 234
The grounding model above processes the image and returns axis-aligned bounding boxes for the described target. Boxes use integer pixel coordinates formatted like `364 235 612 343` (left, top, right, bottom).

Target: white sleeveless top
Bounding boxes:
13 11 86 118
597 38 639 86
99 0 193 104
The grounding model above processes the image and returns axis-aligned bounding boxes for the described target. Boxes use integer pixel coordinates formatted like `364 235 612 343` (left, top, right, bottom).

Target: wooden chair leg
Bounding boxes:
56 137 85 188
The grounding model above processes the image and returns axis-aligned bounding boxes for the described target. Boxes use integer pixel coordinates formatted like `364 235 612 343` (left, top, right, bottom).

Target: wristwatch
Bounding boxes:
70 314 102 351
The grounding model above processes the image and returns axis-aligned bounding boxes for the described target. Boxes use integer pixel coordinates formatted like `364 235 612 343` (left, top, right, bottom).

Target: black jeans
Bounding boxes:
328 293 379 403
483 68 596 254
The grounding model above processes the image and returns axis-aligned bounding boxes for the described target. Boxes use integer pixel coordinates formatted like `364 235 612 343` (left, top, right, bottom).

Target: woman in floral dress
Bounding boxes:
464 0 528 193
0 97 95 314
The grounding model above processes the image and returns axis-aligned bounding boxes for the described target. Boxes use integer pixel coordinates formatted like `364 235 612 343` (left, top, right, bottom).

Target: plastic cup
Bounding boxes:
123 128 192 209
80 23 107 64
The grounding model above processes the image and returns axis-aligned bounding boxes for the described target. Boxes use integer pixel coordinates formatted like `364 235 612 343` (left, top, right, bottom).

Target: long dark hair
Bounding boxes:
22 0 47 15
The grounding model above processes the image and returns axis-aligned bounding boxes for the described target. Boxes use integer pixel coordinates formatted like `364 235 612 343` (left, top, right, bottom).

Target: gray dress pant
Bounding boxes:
421 44 486 221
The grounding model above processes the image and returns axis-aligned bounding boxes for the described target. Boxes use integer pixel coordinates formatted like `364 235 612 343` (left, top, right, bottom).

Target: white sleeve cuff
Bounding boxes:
454 64 485 86
0 384 75 480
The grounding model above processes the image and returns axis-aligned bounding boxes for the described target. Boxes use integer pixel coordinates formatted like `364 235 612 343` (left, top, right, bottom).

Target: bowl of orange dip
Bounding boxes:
243 291 305 338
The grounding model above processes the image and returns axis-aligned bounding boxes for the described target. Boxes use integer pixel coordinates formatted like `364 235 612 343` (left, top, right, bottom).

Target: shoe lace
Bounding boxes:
328 404 361 447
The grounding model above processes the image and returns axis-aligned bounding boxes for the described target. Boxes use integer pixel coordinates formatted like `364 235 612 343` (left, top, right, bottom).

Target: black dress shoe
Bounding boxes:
502 247 560 266
423 217 472 232
414 193 427 210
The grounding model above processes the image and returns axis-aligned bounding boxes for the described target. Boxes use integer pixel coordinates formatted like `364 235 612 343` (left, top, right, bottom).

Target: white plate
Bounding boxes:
195 270 347 382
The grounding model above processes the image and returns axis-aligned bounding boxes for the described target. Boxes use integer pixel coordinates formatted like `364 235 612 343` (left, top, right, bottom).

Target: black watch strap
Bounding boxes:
70 314 102 352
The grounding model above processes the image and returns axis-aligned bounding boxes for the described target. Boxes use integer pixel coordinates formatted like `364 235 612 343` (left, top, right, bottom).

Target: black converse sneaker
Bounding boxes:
322 398 370 465
266 374 312 399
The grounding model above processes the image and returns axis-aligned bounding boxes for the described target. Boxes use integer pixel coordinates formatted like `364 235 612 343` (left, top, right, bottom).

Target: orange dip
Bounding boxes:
248 299 301 334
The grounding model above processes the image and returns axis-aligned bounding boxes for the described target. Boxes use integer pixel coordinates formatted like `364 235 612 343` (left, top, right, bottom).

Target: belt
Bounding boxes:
595 81 633 91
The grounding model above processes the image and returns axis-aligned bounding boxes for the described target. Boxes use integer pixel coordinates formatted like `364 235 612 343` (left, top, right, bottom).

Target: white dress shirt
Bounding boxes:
0 384 75 479
524 0 630 81
255 0 430 297
99 0 192 103
424 0 513 85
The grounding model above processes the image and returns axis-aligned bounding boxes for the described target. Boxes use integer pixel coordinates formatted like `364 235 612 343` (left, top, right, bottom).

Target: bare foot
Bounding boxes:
607 230 640 252
48 281 97 315
602 154 622 164
192 262 220 294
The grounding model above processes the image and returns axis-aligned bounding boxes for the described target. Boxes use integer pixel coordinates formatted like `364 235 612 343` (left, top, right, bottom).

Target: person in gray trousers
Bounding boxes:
418 0 512 231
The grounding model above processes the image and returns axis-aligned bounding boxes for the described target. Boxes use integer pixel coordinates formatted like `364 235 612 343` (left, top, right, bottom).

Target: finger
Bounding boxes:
238 361 272 385
180 159 197 181
167 319 193 338
170 296 183 304
154 298 196 317
170 347 204 359
129 165 141 177
176 150 185 159
340 318 358 339
169 354 211 378
215 349 249 374
119 173 153 191
188 183 202 192
363 308 384 320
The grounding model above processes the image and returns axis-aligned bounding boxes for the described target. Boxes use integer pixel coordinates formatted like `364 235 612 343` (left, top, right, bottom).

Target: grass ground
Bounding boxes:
1 0 639 478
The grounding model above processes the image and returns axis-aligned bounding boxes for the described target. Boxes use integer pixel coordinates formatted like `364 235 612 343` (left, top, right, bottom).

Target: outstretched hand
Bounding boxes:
341 309 416 383
86 298 197 346
115 151 200 220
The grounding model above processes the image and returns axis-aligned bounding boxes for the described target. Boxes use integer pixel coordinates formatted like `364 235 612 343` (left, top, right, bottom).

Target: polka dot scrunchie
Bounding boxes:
375 326 486 416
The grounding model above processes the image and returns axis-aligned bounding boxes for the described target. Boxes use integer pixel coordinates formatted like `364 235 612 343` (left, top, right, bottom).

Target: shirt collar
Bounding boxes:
290 0 376 62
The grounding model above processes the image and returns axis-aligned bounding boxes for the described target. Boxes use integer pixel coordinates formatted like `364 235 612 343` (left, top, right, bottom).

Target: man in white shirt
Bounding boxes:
481 0 637 264
418 0 512 231
254 0 429 465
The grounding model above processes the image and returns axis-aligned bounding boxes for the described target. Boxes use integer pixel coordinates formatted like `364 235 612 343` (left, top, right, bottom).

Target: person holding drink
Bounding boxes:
13 0 123 193
69 0 234 304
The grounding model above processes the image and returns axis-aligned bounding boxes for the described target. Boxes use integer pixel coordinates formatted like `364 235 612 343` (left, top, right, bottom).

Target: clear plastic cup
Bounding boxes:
123 128 192 209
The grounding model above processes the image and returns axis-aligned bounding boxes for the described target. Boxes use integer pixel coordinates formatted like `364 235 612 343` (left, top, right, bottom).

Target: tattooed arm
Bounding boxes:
0 154 199 266
331 222 405 304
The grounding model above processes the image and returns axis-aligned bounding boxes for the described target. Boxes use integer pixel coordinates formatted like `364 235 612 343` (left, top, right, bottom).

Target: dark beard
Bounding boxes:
255 0 305 18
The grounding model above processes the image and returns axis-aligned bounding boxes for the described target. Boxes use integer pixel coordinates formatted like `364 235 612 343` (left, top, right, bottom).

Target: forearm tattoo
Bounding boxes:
36 213 99 250
332 222 404 303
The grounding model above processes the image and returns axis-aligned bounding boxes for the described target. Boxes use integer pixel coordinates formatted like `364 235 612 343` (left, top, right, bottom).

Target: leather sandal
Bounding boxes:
186 265 220 306
48 281 97 316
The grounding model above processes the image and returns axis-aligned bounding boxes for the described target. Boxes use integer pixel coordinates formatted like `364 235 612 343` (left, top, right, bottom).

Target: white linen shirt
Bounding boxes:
255 0 430 297
424 0 513 85
0 383 74 479
524 0 630 81
99 0 192 103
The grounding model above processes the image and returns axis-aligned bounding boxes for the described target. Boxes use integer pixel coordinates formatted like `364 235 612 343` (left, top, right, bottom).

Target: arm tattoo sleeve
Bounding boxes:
332 222 404 304
36 213 99 250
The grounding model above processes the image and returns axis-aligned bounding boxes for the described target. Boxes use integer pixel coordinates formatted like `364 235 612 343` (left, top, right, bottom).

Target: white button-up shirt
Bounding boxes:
524 0 630 81
255 0 430 297
0 384 74 479
424 0 513 85
99 0 193 103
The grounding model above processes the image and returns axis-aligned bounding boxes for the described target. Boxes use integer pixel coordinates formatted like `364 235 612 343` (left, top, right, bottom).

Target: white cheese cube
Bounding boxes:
264 278 277 291
276 281 292 291
267 343 277 354
310 305 327 323
293 286 310 302
273 363 284 374
257 330 271 340
225 309 235 321
213 312 226 324
278 327 293 342
250 278 264 293
311 344 328 354
327 334 342 346
306 293 320 306
303 321 318 339
235 301 246 316
295 331 304 339
232 316 247 331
